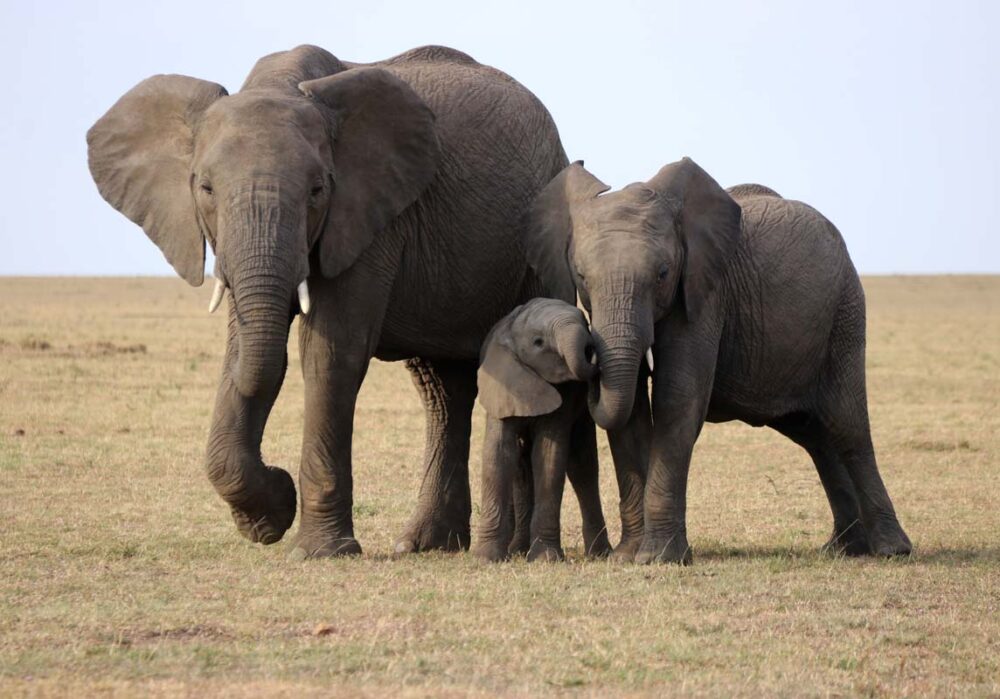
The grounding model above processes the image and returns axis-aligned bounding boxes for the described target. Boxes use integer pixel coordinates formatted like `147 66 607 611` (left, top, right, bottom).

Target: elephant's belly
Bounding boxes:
376 264 530 363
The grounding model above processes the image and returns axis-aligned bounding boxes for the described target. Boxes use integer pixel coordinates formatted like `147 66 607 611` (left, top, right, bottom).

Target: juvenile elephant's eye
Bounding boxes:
533 337 544 348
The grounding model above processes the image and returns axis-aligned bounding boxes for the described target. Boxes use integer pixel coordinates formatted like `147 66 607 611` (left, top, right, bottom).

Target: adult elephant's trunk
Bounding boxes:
588 290 653 431
553 316 596 382
230 266 296 398
224 189 306 399
204 191 307 544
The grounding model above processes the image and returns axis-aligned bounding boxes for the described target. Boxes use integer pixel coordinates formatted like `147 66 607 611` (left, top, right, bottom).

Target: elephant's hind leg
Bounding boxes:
394 358 477 553
769 412 871 556
508 446 534 557
818 294 912 557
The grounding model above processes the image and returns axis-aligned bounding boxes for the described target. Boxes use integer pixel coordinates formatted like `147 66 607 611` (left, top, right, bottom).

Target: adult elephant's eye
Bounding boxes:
533 337 544 348
200 182 214 195
310 183 324 197
657 265 669 282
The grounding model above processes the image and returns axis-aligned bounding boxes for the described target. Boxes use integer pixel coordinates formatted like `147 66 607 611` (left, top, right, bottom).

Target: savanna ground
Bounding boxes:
1 275 998 697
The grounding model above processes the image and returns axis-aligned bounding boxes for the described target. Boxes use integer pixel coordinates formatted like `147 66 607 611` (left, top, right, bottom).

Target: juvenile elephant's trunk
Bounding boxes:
588 290 652 431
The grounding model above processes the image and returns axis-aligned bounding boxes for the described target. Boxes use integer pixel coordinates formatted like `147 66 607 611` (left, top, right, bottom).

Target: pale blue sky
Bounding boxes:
0 0 997 275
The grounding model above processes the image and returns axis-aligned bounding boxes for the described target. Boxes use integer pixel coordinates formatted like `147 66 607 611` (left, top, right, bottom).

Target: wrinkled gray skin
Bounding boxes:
472 299 612 562
87 45 567 558
524 158 913 563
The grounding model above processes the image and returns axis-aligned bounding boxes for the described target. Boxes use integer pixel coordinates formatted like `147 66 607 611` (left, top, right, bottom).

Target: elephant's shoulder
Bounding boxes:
384 45 480 67
727 183 783 201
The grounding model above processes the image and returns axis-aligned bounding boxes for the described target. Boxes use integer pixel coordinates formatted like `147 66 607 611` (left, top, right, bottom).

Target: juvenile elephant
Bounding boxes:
473 299 612 562
87 45 568 558
524 158 913 563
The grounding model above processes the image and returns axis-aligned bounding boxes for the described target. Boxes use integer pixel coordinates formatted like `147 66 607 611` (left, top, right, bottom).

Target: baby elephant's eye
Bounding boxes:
532 337 544 348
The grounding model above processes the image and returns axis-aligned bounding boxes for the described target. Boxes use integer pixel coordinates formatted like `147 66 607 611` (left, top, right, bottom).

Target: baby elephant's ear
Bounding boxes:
478 327 562 419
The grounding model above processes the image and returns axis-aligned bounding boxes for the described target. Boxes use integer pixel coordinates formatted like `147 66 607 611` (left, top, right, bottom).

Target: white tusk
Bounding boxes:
297 280 311 315
645 347 655 372
208 278 225 314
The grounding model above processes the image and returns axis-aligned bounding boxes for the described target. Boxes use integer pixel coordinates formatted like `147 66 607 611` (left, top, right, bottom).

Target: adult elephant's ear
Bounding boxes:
648 157 742 323
478 320 562 419
523 161 610 303
299 68 441 278
87 75 228 286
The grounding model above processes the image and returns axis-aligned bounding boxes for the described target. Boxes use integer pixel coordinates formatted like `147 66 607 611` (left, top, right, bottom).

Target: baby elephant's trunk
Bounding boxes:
554 317 597 382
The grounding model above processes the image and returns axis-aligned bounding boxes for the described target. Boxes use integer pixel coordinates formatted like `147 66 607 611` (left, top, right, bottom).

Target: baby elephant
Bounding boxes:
472 298 612 562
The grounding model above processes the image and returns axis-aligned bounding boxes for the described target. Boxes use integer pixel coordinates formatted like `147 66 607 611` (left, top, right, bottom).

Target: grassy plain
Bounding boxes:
1 276 998 696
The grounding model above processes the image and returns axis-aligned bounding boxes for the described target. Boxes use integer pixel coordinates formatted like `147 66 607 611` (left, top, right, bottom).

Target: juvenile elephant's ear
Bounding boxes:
524 161 610 303
87 75 228 286
299 68 441 278
648 157 742 323
478 321 562 419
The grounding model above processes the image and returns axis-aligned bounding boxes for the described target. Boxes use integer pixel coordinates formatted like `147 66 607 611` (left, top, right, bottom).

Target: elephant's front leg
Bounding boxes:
394 358 477 554
565 414 612 558
527 421 570 562
636 325 720 565
288 269 397 559
606 376 652 561
471 418 520 562
206 310 296 545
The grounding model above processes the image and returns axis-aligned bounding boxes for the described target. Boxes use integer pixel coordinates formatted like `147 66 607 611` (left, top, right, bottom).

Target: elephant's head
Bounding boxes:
523 158 742 430
478 298 596 419
87 46 440 398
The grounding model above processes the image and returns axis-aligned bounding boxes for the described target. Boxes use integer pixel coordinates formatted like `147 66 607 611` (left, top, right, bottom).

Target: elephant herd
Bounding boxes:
87 44 912 564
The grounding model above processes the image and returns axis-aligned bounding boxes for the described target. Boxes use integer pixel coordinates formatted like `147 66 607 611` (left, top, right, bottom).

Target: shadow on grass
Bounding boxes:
694 543 1000 565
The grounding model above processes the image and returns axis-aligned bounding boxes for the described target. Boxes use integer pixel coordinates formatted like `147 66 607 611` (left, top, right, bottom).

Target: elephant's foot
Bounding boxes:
610 534 643 563
394 511 471 555
583 526 612 559
527 540 565 562
867 517 912 558
228 466 297 545
634 529 693 565
822 520 871 557
287 524 363 560
508 527 530 557
471 539 510 563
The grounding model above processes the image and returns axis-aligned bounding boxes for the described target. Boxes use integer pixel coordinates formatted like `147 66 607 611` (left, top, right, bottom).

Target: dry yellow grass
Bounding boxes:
1 275 998 697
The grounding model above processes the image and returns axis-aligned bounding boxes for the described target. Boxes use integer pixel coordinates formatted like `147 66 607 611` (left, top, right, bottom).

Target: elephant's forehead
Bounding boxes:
574 186 670 238
201 92 326 138
518 299 581 328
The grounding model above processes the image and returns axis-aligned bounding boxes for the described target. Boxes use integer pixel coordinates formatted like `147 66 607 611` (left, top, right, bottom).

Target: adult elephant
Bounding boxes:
524 158 912 563
87 45 567 558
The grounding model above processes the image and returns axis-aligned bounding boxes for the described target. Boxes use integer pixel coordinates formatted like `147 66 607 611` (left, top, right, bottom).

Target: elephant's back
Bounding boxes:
374 47 565 183
715 195 858 412
727 183 782 201
369 48 568 361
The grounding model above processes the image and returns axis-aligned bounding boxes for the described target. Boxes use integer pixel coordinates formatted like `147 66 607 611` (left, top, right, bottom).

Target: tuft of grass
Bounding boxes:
1 275 998 697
